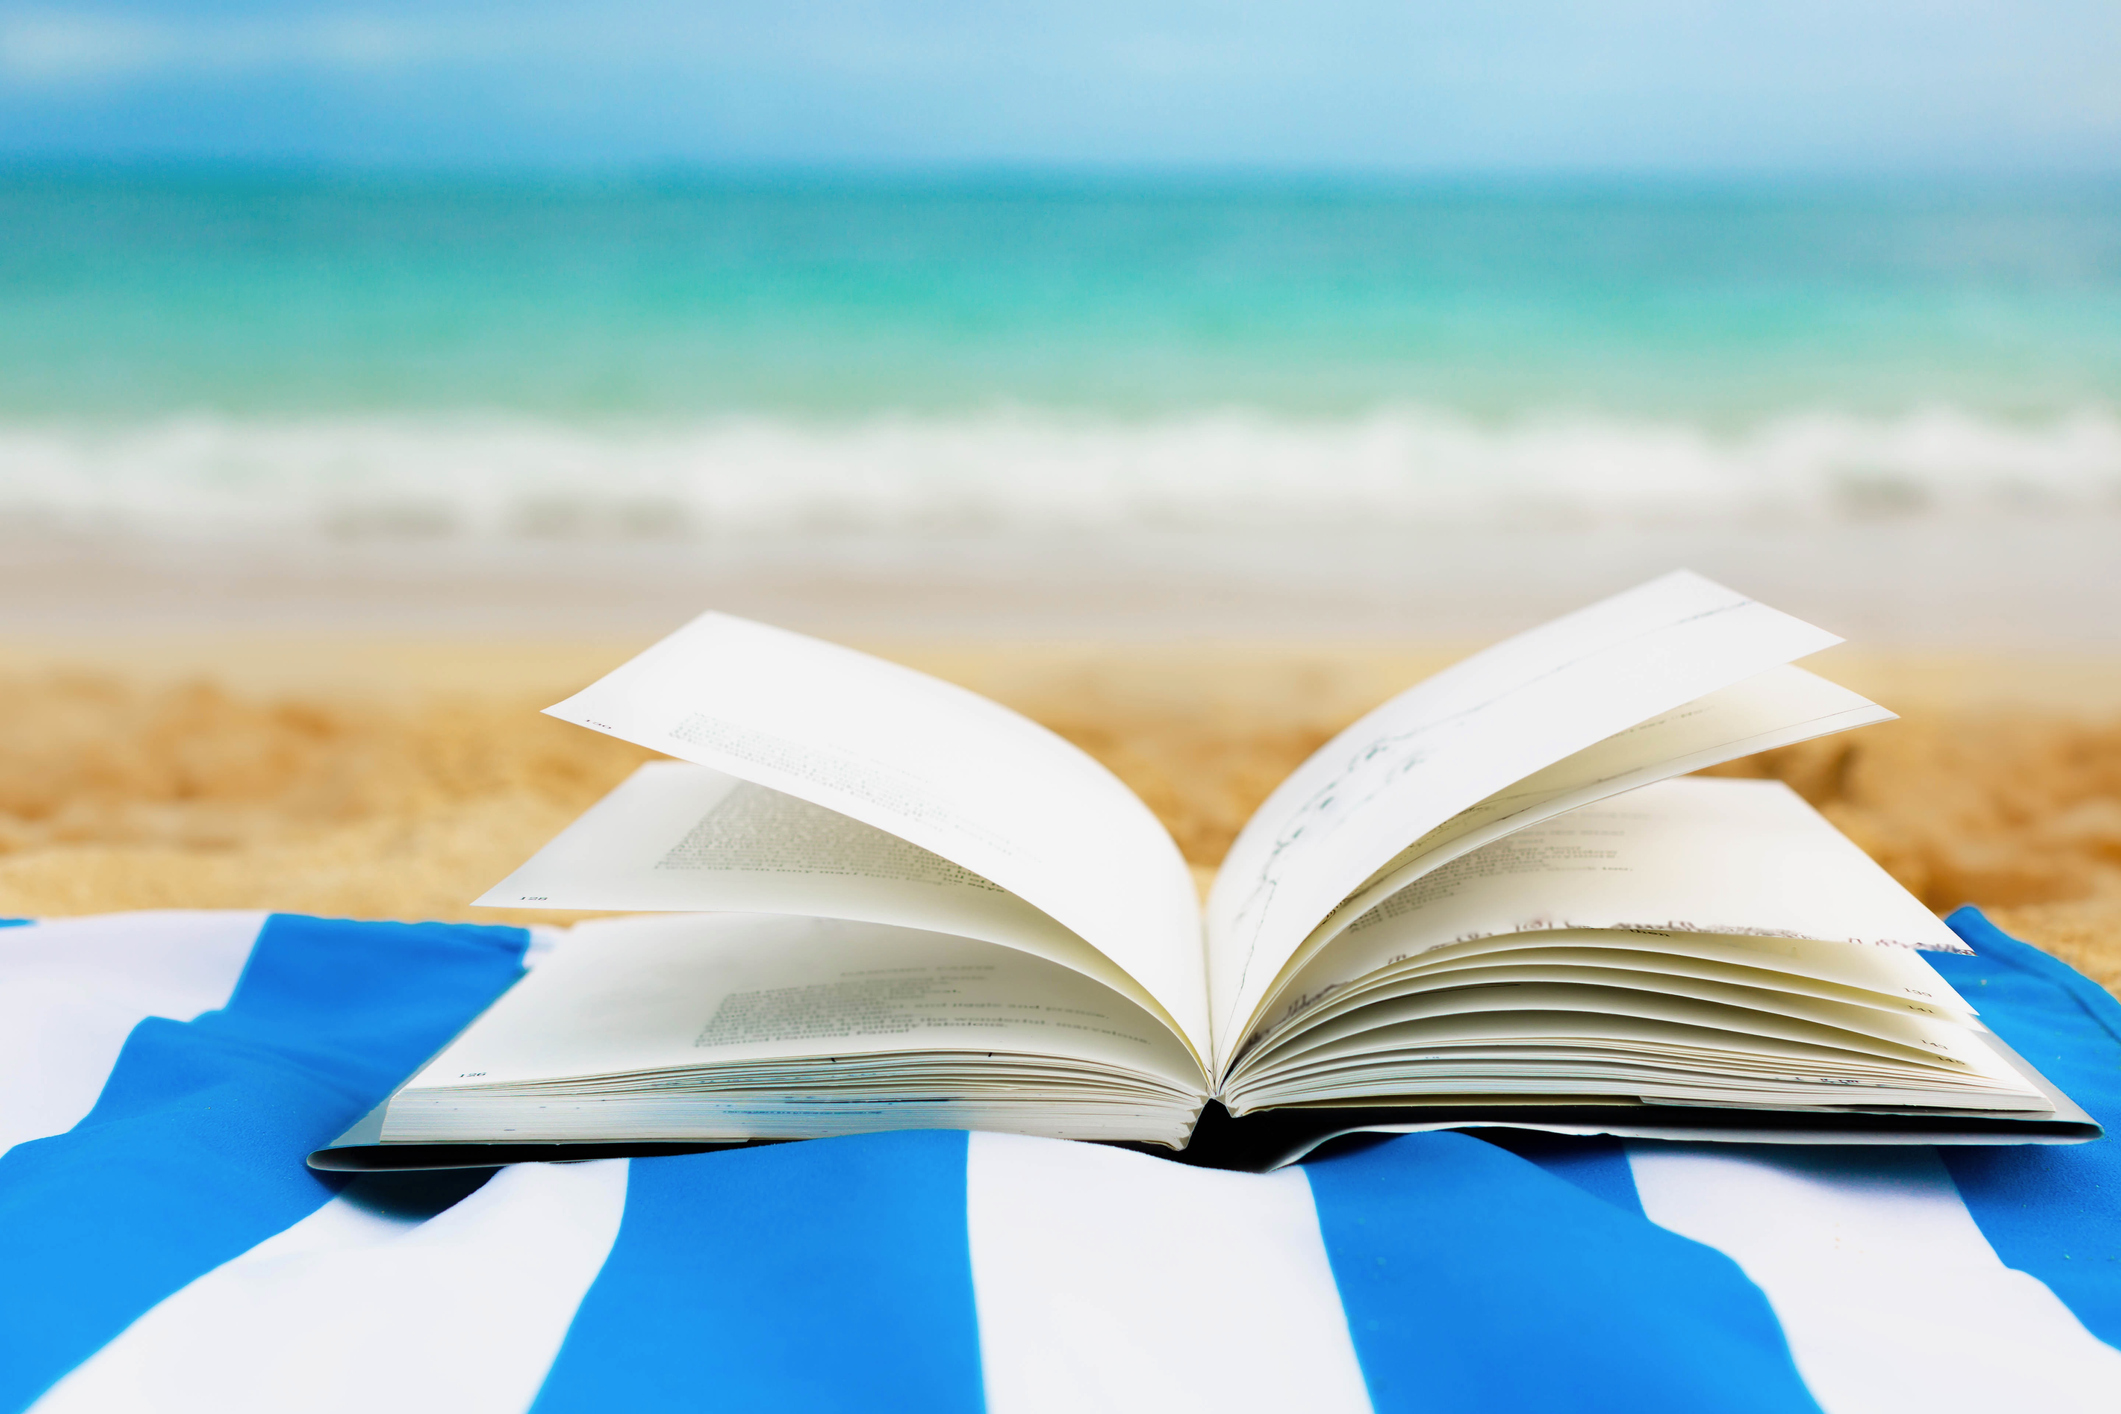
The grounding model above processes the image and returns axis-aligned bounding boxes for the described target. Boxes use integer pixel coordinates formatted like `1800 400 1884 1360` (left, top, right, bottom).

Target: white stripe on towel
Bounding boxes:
32 1159 629 1414
0 911 265 1157
967 1131 1372 1414
1628 1143 2121 1414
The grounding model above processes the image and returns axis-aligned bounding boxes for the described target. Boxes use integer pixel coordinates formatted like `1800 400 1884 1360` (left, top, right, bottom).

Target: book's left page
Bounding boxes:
361 914 1213 1151
478 760 1178 1042
541 613 1209 1061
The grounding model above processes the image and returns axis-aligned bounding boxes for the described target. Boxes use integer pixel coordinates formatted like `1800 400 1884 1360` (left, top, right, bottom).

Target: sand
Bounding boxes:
1 634 2117 993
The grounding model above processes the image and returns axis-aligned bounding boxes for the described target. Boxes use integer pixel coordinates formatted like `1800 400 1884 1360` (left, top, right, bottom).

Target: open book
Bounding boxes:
313 572 2096 1172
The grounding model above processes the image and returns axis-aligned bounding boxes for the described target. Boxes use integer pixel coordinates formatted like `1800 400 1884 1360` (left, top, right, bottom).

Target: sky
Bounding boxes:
1 1 2118 175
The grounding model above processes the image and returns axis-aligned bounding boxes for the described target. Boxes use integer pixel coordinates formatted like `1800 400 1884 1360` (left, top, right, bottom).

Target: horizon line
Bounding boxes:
5 155 2121 196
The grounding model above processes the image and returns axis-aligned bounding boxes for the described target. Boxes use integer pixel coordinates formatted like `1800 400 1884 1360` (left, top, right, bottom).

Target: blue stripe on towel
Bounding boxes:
0 914 528 1413
1305 1131 1821 1414
0 919 28 928
532 1131 983 1414
1474 1131 1644 1215
1935 907 2121 1351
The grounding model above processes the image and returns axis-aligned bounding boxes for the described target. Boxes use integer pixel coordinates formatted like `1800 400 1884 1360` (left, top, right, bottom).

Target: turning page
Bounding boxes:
545 613 1209 1058
1205 571 1845 1063
1245 776 1975 1052
476 761 1175 1033
1281 664 1893 988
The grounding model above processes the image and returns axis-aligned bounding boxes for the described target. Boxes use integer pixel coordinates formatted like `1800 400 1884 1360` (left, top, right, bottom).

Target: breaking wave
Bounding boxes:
3 404 2117 546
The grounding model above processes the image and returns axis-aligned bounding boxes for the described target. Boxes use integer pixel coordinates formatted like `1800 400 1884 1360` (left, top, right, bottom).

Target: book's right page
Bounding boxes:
1235 776 1976 1060
1210 775 2100 1154
1206 571 1846 1068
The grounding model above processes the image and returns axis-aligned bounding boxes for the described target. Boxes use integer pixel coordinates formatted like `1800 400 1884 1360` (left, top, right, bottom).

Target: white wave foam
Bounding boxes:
2 405 2117 545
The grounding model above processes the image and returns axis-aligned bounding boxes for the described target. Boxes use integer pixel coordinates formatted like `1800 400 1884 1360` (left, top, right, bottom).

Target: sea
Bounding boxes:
3 169 2118 639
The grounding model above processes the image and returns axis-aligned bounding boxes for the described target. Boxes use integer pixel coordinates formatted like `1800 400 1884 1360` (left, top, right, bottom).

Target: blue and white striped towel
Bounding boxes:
0 906 2114 1413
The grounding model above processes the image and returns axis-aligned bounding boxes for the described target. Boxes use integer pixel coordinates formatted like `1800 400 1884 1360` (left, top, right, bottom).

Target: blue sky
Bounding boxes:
2 1 2118 174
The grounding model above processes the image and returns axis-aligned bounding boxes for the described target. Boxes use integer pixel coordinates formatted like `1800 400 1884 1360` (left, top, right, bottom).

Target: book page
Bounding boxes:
1251 777 1970 1049
1257 934 1975 1045
1235 1012 2040 1110
1241 664 1892 1035
476 761 1190 1043
1205 571 1841 1063
1241 929 1979 1075
545 613 1208 1060
401 914 1207 1096
1247 983 2018 1083
1249 963 1993 1073
1330 665 1888 922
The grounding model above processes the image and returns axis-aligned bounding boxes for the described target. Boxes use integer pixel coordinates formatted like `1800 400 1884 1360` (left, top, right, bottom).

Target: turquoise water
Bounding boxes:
2 169 2118 544
4 170 2118 422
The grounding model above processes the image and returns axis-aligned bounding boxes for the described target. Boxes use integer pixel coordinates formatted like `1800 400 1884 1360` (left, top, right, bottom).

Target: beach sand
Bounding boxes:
1 634 2117 993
